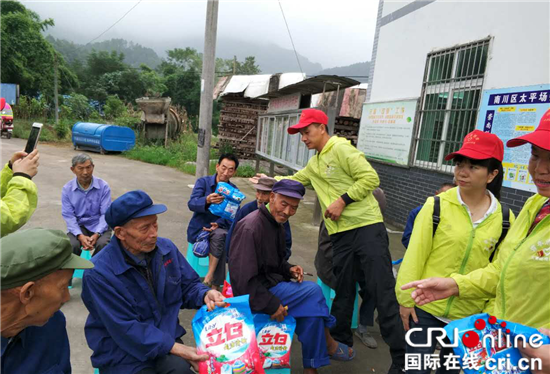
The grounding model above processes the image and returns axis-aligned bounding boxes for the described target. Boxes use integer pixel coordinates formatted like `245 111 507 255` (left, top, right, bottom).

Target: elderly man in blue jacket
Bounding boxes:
82 190 225 374
187 153 239 289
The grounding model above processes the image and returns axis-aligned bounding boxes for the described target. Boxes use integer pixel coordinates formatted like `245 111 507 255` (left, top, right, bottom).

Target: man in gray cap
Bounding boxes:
225 176 293 260
82 190 225 374
229 180 353 374
1 228 94 374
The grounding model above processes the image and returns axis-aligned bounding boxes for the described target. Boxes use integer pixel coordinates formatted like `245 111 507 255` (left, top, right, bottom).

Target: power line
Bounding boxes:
86 0 143 45
278 0 303 75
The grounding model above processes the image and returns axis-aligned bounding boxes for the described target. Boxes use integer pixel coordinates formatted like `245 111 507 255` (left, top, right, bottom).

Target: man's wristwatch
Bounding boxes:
95 232 101 238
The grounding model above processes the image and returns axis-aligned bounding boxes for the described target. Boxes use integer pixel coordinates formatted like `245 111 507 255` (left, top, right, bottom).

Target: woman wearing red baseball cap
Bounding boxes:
402 109 550 371
395 129 513 374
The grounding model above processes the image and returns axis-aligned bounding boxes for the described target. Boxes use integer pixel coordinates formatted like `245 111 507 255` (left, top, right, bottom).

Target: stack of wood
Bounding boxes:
334 117 360 146
216 97 268 159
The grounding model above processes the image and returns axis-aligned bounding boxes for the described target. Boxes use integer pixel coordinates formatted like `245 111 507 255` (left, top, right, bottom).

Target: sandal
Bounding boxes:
329 341 355 361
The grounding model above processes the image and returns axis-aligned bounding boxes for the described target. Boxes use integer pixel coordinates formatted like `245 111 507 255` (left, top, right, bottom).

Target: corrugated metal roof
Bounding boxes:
257 75 360 99
213 73 305 100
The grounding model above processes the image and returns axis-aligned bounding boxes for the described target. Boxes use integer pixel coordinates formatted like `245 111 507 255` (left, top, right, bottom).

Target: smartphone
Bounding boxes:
24 123 43 154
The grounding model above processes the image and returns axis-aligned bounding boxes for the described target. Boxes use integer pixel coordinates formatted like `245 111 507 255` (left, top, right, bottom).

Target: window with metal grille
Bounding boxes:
413 38 490 172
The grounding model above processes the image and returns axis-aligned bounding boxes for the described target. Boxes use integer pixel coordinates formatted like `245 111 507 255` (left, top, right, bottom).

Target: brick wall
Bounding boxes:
370 160 533 227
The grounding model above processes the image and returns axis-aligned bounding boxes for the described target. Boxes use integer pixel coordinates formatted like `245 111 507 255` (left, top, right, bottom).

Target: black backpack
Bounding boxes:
432 196 511 262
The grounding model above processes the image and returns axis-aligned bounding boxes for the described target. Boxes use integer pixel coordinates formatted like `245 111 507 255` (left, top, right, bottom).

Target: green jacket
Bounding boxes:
452 194 550 329
278 136 383 235
1 163 38 237
396 187 515 320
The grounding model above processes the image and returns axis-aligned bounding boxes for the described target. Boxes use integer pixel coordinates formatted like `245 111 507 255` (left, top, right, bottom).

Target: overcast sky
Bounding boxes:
23 0 379 69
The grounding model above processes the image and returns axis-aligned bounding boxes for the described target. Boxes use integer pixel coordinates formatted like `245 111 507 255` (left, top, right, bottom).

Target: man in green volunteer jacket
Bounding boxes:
259 109 406 372
0 149 39 237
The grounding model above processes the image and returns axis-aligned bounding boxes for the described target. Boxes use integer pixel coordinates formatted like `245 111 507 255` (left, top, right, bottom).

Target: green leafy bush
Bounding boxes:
64 94 91 120
104 95 126 119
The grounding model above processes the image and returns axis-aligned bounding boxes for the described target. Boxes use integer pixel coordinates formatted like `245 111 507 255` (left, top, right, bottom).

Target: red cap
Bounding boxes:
506 109 550 151
288 109 328 134
445 129 504 162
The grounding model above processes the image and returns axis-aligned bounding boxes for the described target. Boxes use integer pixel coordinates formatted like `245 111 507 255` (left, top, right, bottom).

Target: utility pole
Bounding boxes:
54 54 59 126
233 55 237 75
195 0 219 178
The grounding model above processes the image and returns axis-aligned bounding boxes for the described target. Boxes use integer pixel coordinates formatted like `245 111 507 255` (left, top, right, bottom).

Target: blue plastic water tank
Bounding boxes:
72 122 136 154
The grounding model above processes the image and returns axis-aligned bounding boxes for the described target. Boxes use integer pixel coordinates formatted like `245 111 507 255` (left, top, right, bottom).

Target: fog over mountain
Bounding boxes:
28 0 377 74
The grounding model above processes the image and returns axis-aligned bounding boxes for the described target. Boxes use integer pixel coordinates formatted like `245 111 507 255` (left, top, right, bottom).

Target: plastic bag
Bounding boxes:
209 200 240 221
444 313 550 374
209 183 246 221
193 230 210 258
253 314 296 370
222 281 234 298
192 295 264 374
215 182 246 203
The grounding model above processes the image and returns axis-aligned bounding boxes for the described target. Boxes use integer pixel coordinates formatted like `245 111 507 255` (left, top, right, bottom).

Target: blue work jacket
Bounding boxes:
186 174 233 243
225 201 292 260
1 311 71 374
82 236 209 374
401 205 422 249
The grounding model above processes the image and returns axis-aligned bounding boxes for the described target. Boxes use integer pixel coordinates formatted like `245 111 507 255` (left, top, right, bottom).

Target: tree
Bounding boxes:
165 47 202 72
158 48 203 116
139 65 167 97
87 50 126 77
235 56 261 75
0 1 77 96
104 95 126 119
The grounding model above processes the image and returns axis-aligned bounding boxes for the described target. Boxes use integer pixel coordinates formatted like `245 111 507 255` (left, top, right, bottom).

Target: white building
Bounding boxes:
361 0 550 225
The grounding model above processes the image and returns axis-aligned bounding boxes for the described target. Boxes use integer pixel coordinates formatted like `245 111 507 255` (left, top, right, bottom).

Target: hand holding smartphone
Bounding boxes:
24 123 43 154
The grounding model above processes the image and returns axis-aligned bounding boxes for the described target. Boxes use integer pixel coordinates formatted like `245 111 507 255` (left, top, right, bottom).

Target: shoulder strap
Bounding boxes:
432 196 441 237
490 204 511 261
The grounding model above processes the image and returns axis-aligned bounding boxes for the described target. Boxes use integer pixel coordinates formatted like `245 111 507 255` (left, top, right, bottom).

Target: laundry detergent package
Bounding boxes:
444 313 550 374
222 280 234 298
192 295 264 374
253 314 296 370
215 182 246 203
209 200 240 221
209 182 246 221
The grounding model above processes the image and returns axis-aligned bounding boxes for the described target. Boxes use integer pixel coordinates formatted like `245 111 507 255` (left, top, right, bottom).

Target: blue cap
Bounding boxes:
105 190 167 228
272 180 306 200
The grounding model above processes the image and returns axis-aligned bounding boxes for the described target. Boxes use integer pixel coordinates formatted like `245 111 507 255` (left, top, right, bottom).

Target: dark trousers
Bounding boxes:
358 281 376 327
134 354 193 374
406 307 460 374
209 228 227 285
68 226 111 257
317 221 376 328
330 223 405 366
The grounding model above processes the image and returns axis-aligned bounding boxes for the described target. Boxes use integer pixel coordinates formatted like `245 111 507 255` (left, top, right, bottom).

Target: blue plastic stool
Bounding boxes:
185 243 209 278
69 249 92 288
317 278 359 329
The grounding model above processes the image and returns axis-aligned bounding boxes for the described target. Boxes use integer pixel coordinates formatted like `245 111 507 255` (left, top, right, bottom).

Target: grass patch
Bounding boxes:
12 118 69 142
123 133 218 166
123 134 262 177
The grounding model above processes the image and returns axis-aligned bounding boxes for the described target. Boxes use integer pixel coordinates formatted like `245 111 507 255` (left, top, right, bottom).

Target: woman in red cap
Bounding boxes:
403 109 550 373
395 129 513 374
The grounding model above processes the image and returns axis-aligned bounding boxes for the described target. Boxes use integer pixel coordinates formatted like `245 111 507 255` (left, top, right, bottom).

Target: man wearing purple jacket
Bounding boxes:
62 153 112 257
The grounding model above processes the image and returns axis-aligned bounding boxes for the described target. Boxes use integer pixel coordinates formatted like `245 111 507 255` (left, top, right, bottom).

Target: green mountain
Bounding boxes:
318 61 370 83
47 36 162 69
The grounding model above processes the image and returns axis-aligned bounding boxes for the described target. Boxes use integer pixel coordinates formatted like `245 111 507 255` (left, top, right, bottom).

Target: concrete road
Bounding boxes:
1 138 406 374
